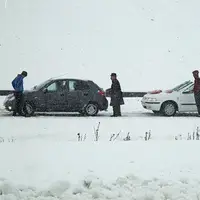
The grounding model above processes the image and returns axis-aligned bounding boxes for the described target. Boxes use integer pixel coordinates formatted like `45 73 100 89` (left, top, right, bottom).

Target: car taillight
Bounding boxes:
98 90 105 96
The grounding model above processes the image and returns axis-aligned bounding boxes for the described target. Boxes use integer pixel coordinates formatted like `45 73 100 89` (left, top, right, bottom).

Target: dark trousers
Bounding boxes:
13 92 24 116
195 92 200 115
112 105 121 116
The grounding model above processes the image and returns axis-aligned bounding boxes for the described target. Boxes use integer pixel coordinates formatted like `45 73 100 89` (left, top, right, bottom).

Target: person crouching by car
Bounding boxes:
108 73 124 117
193 70 200 115
12 71 28 116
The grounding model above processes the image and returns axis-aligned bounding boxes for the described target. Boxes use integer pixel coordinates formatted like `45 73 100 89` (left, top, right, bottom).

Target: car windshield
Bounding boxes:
32 79 52 90
183 84 194 93
171 81 193 91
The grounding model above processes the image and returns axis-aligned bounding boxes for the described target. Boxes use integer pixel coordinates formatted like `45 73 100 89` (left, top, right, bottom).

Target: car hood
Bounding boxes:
144 90 179 99
4 90 36 102
147 89 175 95
23 90 36 95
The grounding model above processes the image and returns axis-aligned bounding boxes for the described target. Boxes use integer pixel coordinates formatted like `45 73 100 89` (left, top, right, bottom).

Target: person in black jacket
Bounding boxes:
109 73 124 117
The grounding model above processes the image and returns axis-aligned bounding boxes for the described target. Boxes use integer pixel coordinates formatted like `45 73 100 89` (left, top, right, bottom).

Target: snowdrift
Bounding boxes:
1 174 200 200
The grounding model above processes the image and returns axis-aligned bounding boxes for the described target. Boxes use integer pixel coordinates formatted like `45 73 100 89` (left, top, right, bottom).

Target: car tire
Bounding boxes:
85 103 99 116
152 110 160 115
161 101 177 117
24 102 35 116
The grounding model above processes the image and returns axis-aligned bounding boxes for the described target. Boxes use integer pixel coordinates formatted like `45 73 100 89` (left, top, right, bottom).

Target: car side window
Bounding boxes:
47 80 67 92
68 80 90 91
77 81 90 90
47 82 57 92
69 81 76 91
57 80 67 91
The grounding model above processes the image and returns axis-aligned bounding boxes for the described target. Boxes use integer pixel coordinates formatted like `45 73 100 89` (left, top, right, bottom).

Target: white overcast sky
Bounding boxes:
0 0 200 91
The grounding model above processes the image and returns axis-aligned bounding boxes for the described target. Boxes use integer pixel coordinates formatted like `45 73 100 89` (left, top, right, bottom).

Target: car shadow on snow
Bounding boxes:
0 112 110 118
0 111 199 118
149 112 199 118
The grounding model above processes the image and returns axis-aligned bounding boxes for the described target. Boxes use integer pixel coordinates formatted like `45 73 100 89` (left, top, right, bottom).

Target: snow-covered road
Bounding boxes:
1 96 200 200
0 96 199 142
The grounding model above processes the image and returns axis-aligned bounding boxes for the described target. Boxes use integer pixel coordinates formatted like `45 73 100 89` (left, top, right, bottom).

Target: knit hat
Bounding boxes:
21 71 28 77
193 70 199 74
111 73 117 77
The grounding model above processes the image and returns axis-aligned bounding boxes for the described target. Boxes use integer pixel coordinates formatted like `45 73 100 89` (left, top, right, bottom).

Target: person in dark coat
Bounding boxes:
12 71 28 116
193 70 200 115
109 73 124 117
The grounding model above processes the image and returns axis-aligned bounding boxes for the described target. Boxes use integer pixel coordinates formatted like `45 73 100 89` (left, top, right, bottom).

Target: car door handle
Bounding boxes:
83 92 88 96
60 93 64 96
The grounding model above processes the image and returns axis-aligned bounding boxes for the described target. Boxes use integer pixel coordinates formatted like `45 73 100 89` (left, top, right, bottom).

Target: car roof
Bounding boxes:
51 78 92 82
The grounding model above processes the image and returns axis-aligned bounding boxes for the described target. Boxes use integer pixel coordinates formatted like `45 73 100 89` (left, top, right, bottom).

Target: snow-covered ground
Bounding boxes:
1 96 200 200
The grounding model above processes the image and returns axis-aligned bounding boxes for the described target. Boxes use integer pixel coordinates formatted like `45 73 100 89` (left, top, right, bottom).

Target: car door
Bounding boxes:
179 84 197 112
32 90 46 111
29 80 52 111
44 80 68 111
66 80 90 111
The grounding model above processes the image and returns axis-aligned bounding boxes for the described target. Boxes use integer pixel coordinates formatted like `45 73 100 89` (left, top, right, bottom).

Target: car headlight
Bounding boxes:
142 97 148 101
147 98 158 102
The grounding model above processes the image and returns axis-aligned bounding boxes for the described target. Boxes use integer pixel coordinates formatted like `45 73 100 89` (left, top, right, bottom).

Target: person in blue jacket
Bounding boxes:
12 71 28 116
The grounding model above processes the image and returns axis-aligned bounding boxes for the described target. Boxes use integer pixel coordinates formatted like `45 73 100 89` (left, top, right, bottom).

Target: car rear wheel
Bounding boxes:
24 102 35 116
162 102 177 116
85 103 99 116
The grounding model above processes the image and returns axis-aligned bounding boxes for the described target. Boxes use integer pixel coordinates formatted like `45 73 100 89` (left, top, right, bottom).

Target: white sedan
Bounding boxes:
141 81 197 116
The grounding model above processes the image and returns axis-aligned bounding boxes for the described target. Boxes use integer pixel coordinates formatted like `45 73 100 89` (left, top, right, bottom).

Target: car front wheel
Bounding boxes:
152 110 160 115
24 102 35 116
85 103 99 116
162 102 177 116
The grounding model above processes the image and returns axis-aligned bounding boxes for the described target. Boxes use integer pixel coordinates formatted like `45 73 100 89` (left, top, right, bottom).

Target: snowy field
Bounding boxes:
2 0 200 199
1 96 200 200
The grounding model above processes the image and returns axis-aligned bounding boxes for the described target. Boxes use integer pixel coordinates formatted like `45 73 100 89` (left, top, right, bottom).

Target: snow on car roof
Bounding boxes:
48 73 94 82
51 77 92 82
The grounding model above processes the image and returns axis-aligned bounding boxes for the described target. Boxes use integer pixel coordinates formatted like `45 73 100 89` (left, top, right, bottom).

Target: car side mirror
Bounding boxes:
43 88 48 93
